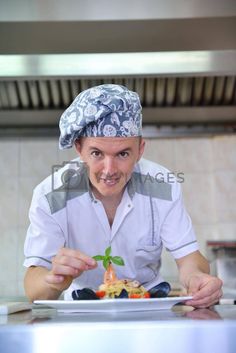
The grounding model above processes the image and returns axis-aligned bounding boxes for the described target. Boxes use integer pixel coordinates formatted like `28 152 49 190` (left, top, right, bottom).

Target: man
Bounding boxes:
24 84 222 307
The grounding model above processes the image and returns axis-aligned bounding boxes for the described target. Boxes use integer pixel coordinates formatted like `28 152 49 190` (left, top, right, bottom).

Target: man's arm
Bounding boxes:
24 247 97 302
24 266 70 302
176 250 223 308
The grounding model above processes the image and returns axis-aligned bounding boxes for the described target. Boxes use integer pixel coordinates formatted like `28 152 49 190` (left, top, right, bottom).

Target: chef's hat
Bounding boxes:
59 84 142 149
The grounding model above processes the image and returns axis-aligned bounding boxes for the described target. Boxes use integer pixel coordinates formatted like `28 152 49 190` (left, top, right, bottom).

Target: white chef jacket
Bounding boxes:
24 157 199 300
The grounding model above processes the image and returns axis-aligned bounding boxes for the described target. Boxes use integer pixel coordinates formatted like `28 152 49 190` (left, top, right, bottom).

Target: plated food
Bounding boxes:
72 247 171 300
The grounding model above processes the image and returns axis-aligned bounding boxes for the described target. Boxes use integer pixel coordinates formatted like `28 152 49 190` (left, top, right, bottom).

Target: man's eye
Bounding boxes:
119 151 129 158
91 151 102 157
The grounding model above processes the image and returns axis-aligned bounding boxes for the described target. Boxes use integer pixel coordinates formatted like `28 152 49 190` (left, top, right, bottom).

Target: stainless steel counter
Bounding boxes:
0 305 236 353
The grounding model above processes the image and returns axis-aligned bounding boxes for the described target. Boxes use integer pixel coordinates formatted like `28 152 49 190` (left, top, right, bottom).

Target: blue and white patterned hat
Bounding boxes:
59 84 142 149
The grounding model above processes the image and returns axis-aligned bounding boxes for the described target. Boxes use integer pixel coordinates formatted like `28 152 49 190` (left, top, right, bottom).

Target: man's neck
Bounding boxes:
91 187 125 227
92 187 124 207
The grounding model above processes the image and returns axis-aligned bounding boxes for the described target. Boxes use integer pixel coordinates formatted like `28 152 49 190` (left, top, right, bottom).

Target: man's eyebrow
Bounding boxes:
88 146 132 152
88 146 102 151
118 147 132 152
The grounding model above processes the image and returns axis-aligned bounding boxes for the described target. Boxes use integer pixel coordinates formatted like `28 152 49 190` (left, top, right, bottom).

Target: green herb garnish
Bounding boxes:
93 246 125 270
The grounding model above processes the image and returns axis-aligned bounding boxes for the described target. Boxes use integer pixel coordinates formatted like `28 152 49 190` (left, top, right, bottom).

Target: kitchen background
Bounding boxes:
0 134 236 296
0 0 236 297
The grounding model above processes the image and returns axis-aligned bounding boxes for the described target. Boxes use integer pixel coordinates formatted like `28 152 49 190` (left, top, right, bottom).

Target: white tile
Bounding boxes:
0 139 19 176
214 171 236 222
17 227 28 281
143 139 176 171
213 135 236 171
0 281 18 297
0 228 18 281
194 224 219 257
58 146 78 164
17 280 26 297
18 177 43 227
216 222 236 240
0 178 18 230
181 173 217 225
174 137 213 173
19 138 58 177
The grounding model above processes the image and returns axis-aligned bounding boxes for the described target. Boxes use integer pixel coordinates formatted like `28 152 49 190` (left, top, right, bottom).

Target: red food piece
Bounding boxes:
95 290 106 298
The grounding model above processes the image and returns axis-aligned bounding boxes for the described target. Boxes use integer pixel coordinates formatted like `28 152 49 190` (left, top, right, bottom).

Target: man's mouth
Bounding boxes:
99 177 120 186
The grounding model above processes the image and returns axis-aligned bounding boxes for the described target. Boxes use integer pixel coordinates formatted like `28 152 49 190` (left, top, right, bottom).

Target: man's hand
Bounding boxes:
24 248 98 302
45 247 97 292
176 251 223 308
184 273 223 308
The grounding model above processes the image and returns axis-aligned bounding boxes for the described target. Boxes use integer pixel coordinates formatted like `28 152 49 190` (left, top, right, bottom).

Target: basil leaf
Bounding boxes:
92 255 104 261
105 246 112 257
103 258 110 270
111 256 125 266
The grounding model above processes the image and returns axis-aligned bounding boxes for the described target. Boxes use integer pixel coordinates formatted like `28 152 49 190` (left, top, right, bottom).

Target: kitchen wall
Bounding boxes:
0 134 235 297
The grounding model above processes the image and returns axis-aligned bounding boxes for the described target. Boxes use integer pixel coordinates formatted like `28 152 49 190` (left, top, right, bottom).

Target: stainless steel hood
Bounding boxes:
1 0 236 54
0 0 236 136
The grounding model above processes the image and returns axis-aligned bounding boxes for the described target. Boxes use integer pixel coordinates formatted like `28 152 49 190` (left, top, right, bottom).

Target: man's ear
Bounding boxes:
74 139 81 155
137 138 145 161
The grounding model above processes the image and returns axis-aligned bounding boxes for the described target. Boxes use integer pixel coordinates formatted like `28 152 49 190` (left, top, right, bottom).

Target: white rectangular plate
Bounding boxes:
34 296 192 313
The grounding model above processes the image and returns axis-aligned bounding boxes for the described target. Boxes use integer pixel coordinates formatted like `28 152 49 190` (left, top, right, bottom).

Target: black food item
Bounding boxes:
115 289 129 298
72 288 99 300
149 282 171 298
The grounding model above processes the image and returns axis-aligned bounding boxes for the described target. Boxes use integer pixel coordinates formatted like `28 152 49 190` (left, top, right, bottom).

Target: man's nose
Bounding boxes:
103 157 117 176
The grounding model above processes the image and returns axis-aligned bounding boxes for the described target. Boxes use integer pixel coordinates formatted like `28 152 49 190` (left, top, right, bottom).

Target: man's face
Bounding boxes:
75 137 145 199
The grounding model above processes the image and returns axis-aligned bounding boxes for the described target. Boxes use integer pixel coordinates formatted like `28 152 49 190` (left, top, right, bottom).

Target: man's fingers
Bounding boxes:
51 247 98 276
57 248 96 267
51 262 83 277
50 247 98 283
45 273 65 284
45 273 74 292
187 276 202 295
185 274 223 308
189 277 223 300
53 255 94 274
187 288 222 305
185 288 223 308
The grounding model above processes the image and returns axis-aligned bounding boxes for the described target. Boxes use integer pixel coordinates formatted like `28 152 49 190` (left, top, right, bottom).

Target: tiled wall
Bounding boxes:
0 135 235 296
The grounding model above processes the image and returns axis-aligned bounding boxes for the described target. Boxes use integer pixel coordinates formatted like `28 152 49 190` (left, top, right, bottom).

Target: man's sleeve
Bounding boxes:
159 182 199 259
23 190 66 269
